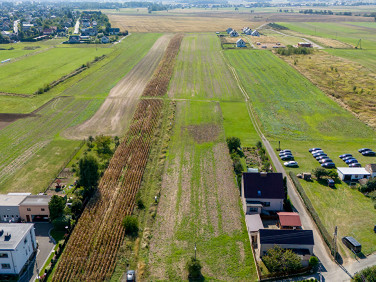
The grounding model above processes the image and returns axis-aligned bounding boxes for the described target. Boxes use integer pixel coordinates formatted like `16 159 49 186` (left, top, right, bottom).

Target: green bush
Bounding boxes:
186 257 202 279
122 215 139 235
309 256 319 267
263 246 302 274
353 265 376 281
52 215 71 231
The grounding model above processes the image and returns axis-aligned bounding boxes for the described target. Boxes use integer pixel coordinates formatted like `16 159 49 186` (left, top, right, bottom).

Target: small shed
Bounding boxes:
277 212 302 230
236 38 247 48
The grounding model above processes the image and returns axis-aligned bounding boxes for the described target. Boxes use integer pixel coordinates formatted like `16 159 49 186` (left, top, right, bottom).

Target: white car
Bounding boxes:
284 161 298 167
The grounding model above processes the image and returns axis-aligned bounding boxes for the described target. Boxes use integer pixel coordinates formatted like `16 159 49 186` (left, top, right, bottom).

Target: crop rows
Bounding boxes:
52 99 164 281
141 33 183 97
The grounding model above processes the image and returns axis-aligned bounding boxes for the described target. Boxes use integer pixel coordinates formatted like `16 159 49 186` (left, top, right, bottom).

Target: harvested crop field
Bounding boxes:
168 33 243 101
279 50 376 128
65 34 172 139
147 100 256 281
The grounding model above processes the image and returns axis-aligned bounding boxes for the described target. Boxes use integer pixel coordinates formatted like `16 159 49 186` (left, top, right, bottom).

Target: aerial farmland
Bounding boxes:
1 1 376 282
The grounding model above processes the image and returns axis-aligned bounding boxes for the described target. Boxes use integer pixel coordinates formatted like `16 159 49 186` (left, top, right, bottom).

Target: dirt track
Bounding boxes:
64 34 172 139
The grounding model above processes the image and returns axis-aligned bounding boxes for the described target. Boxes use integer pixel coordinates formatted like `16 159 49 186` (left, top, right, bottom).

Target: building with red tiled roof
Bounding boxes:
277 212 302 230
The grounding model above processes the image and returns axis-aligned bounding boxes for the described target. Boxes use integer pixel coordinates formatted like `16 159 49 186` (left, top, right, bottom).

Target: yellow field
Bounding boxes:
108 14 261 32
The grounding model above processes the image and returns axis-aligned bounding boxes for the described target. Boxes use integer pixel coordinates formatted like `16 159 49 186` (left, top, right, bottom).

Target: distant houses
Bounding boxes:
226 27 233 34
68 35 80 44
236 38 246 48
298 42 312 48
101 36 110 44
251 30 260 37
229 30 239 37
243 27 253 35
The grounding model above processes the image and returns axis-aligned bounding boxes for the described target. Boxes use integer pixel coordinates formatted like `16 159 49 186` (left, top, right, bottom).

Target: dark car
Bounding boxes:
281 155 294 161
320 158 333 164
126 270 136 282
343 156 356 161
342 236 361 253
317 155 330 160
359 148 371 153
327 179 335 187
279 151 293 156
321 162 335 168
309 148 321 153
311 150 324 155
339 154 352 159
313 152 327 158
345 159 359 164
362 151 376 156
280 149 292 153
349 163 361 167
315 154 329 160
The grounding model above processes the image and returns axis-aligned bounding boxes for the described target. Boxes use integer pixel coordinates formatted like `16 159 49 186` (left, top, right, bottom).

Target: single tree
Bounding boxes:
312 167 328 180
49 195 66 221
186 256 202 279
70 198 83 217
226 137 241 153
77 155 99 196
122 216 139 235
263 246 302 274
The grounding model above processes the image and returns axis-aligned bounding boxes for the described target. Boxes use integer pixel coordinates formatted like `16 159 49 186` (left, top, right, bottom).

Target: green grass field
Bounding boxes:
0 33 161 193
279 22 376 50
225 49 376 256
148 100 257 280
168 33 244 101
324 49 376 71
0 47 113 94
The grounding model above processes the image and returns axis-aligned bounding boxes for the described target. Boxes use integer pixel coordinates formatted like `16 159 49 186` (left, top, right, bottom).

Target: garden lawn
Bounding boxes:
0 47 113 94
225 48 376 256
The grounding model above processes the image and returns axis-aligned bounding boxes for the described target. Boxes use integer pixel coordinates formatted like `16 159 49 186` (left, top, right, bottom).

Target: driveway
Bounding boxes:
18 223 55 282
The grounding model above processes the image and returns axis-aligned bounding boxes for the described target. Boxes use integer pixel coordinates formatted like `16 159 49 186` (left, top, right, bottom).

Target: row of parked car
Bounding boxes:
309 148 335 168
279 149 299 167
358 148 375 156
339 154 361 167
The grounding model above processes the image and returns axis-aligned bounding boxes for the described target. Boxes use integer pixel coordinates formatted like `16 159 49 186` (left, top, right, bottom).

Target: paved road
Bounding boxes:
18 223 55 282
73 19 80 34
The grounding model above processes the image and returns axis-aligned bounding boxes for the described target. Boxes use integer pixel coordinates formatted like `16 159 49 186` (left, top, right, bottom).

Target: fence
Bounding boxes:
289 171 336 258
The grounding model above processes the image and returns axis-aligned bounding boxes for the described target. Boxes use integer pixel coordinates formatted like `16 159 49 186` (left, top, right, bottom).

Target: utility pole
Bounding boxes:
194 243 197 260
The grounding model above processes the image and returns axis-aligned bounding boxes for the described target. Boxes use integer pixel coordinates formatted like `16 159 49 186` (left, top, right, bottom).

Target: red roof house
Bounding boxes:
277 212 302 230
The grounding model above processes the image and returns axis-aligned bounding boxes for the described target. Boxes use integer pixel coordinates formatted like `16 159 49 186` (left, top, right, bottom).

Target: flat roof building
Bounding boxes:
337 167 370 181
0 223 37 275
0 195 27 223
19 195 51 222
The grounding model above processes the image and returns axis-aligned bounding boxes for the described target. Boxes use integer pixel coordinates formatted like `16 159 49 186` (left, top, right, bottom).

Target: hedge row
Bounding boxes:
289 172 336 257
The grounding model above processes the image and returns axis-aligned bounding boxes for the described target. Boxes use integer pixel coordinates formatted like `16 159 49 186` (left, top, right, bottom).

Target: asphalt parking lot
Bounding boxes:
18 223 55 282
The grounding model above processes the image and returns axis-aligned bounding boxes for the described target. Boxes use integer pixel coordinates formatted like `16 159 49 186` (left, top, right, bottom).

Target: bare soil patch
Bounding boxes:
186 124 220 143
64 34 173 139
0 113 35 130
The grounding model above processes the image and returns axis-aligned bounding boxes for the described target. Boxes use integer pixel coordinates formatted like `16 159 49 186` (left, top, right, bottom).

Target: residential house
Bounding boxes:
68 35 80 44
243 27 252 35
42 28 54 35
337 167 370 182
241 172 285 215
365 164 376 178
19 195 51 222
229 30 239 37
0 195 27 223
258 229 314 266
81 28 97 36
21 23 33 31
277 212 302 229
251 30 260 36
236 38 246 48
101 36 110 44
0 223 37 275
108 28 120 35
226 27 233 34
